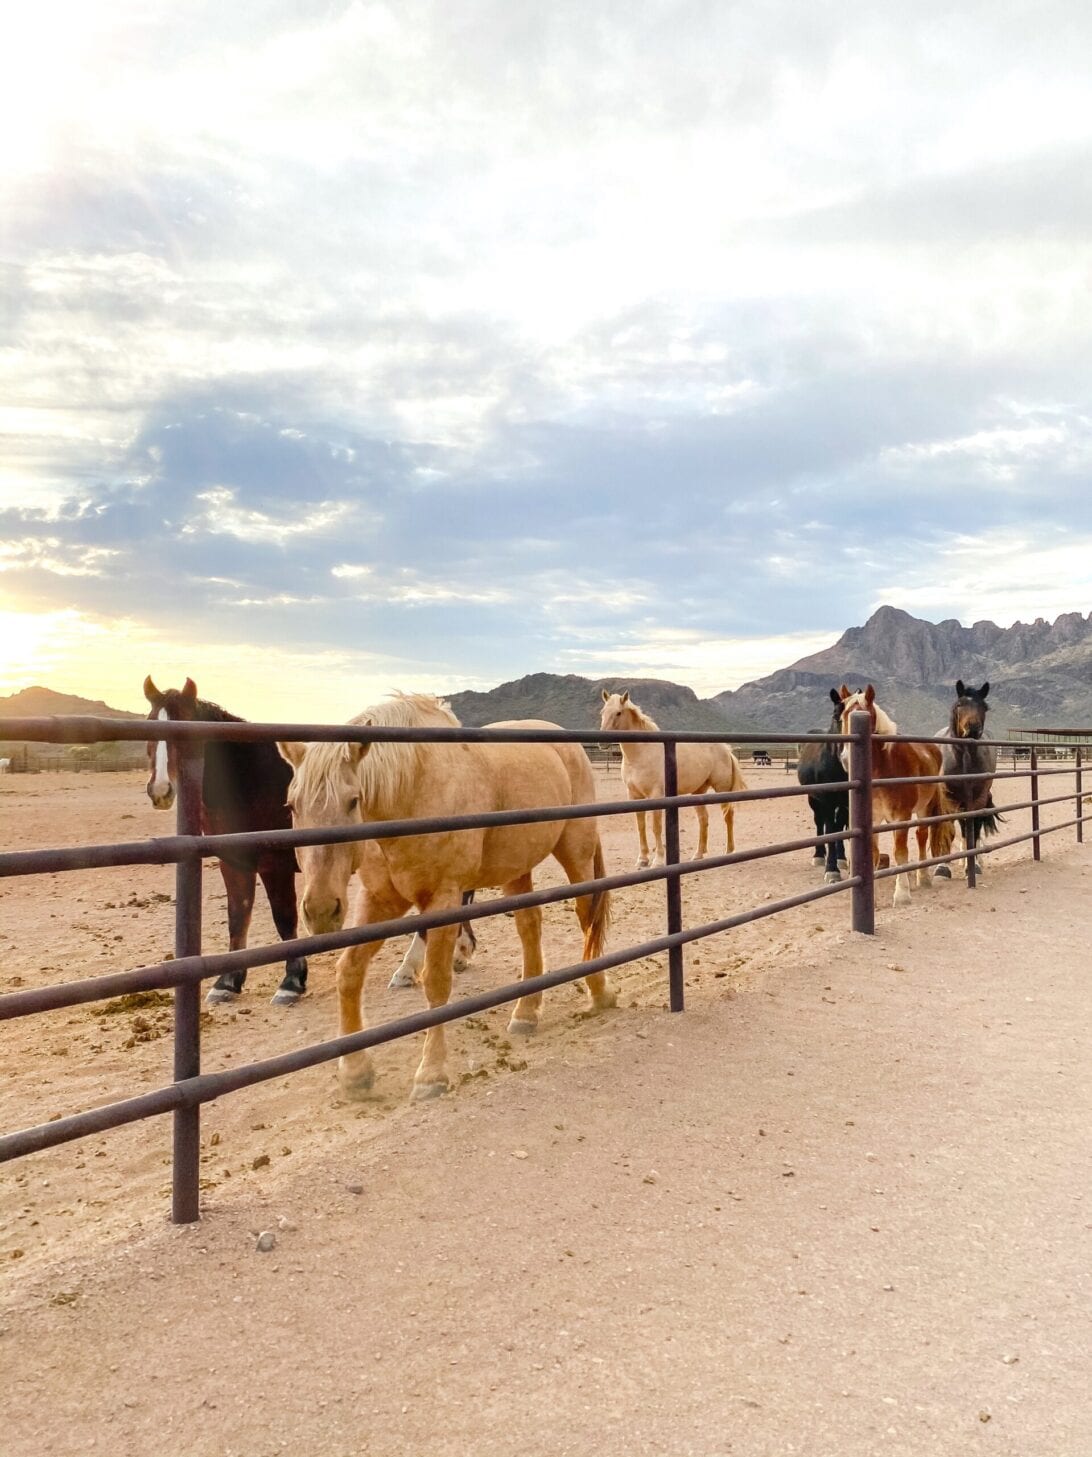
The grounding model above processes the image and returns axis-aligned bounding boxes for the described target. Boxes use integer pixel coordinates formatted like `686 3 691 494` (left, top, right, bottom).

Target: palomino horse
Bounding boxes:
599 691 747 867
837 684 945 907
145 677 309 1004
796 689 850 883
144 678 465 1003
933 680 1002 882
277 692 614 1101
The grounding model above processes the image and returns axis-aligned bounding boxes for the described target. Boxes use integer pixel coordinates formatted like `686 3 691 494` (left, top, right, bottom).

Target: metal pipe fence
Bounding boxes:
1 710 1087 1223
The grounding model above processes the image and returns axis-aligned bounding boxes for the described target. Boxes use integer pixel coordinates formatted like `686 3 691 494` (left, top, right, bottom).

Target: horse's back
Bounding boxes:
483 719 595 805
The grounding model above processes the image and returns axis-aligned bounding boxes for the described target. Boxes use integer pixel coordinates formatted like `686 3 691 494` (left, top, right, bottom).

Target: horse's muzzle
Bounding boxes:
302 896 344 935
148 786 175 810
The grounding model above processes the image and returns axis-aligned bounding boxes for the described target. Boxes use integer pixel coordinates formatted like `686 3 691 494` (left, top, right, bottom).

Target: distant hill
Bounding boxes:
0 685 143 720
710 606 1092 732
448 673 747 732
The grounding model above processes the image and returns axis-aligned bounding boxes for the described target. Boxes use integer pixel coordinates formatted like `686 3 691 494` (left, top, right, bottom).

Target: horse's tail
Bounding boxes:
930 784 957 859
976 794 1005 838
584 840 611 962
727 746 748 792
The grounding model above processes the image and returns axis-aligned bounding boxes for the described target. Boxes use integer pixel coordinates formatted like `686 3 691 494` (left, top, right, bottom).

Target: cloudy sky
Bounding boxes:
2 1 1091 720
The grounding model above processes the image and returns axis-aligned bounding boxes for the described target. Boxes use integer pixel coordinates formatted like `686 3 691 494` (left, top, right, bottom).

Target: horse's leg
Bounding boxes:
891 827 912 907
391 892 476 989
551 841 616 1016
695 803 709 860
633 801 651 869
720 801 736 854
258 855 309 1005
914 817 931 888
389 932 425 989
336 877 412 1099
206 861 256 1004
823 803 842 884
411 889 461 1101
454 890 477 973
650 808 666 867
836 798 849 865
810 797 825 868
506 873 545 1035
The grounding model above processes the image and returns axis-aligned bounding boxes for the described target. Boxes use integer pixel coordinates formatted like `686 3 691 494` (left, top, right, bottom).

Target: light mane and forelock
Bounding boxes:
843 692 898 735
613 696 659 730
295 692 461 817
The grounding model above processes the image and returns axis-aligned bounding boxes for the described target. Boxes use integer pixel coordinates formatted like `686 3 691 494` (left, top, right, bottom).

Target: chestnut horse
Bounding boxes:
277 692 614 1102
599 690 746 867
838 684 945 907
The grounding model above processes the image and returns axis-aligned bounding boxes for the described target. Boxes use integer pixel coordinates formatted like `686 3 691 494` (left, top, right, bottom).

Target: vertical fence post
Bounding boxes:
849 710 875 935
664 741 684 1012
1029 747 1041 863
1076 747 1084 845
965 815 977 890
172 739 203 1224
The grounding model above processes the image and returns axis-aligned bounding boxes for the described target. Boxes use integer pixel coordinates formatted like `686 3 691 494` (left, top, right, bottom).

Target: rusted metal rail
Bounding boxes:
0 710 1086 1224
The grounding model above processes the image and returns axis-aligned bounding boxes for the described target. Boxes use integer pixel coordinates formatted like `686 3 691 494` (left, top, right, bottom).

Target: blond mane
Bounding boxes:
293 692 460 818
843 691 898 736
603 693 660 731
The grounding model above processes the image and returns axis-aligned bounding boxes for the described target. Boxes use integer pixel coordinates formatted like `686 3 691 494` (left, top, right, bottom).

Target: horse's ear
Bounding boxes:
143 675 160 705
829 687 841 706
276 741 305 767
980 681 989 699
181 677 197 702
838 683 850 700
620 690 630 704
864 684 875 705
601 689 610 702
343 741 371 766
956 679 966 698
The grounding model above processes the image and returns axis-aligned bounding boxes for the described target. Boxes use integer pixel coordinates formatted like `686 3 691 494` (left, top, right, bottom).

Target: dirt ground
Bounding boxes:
1 764 1090 1455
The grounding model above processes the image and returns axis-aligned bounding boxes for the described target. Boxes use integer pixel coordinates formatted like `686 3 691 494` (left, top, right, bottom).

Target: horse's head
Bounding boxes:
277 734 370 934
143 675 198 810
950 680 989 740
599 689 638 733
836 683 875 768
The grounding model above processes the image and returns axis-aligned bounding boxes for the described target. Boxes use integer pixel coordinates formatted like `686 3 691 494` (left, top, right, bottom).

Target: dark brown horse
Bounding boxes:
797 688 850 883
144 677 309 1005
934 680 1002 882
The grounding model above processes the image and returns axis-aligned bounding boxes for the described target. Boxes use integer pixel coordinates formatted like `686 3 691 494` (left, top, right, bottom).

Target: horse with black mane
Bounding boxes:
933 680 1003 882
144 677 310 1004
797 688 850 882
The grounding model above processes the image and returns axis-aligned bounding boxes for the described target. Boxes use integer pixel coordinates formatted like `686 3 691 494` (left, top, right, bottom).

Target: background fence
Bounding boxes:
0 712 1085 1223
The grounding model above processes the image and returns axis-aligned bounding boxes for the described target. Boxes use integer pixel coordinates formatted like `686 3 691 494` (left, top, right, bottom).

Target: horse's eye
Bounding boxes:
347 796 360 814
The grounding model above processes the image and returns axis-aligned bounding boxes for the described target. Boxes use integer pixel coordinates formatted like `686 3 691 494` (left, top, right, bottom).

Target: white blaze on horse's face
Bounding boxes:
148 709 174 810
282 746 364 936
838 693 865 773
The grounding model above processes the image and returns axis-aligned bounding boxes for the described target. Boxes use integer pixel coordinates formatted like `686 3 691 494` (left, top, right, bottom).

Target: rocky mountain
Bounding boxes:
711 606 1092 733
0 685 143 720
448 673 738 731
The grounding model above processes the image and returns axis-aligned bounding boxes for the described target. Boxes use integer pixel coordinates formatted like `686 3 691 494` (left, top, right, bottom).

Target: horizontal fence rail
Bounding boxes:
1 711 1087 1224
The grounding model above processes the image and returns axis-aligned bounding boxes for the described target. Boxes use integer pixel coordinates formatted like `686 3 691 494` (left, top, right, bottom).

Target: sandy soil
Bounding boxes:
1 764 1089 1455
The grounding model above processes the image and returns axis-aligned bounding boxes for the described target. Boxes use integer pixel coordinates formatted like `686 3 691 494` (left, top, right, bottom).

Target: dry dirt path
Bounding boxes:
3 847 1090 1457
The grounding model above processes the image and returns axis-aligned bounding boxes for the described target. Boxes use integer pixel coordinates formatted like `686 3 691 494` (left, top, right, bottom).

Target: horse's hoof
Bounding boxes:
636 856 650 870
339 1072 377 1102
823 870 842 884
933 865 952 881
270 987 302 1006
410 1079 449 1102
387 971 416 990
507 1017 539 1036
205 985 240 1005
811 855 825 868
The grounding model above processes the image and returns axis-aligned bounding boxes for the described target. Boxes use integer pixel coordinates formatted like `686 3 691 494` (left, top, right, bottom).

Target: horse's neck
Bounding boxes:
194 701 244 725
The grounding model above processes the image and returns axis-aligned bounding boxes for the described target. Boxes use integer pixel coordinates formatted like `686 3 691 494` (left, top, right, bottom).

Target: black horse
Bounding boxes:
144 677 309 1005
934 680 1002 882
797 688 850 882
